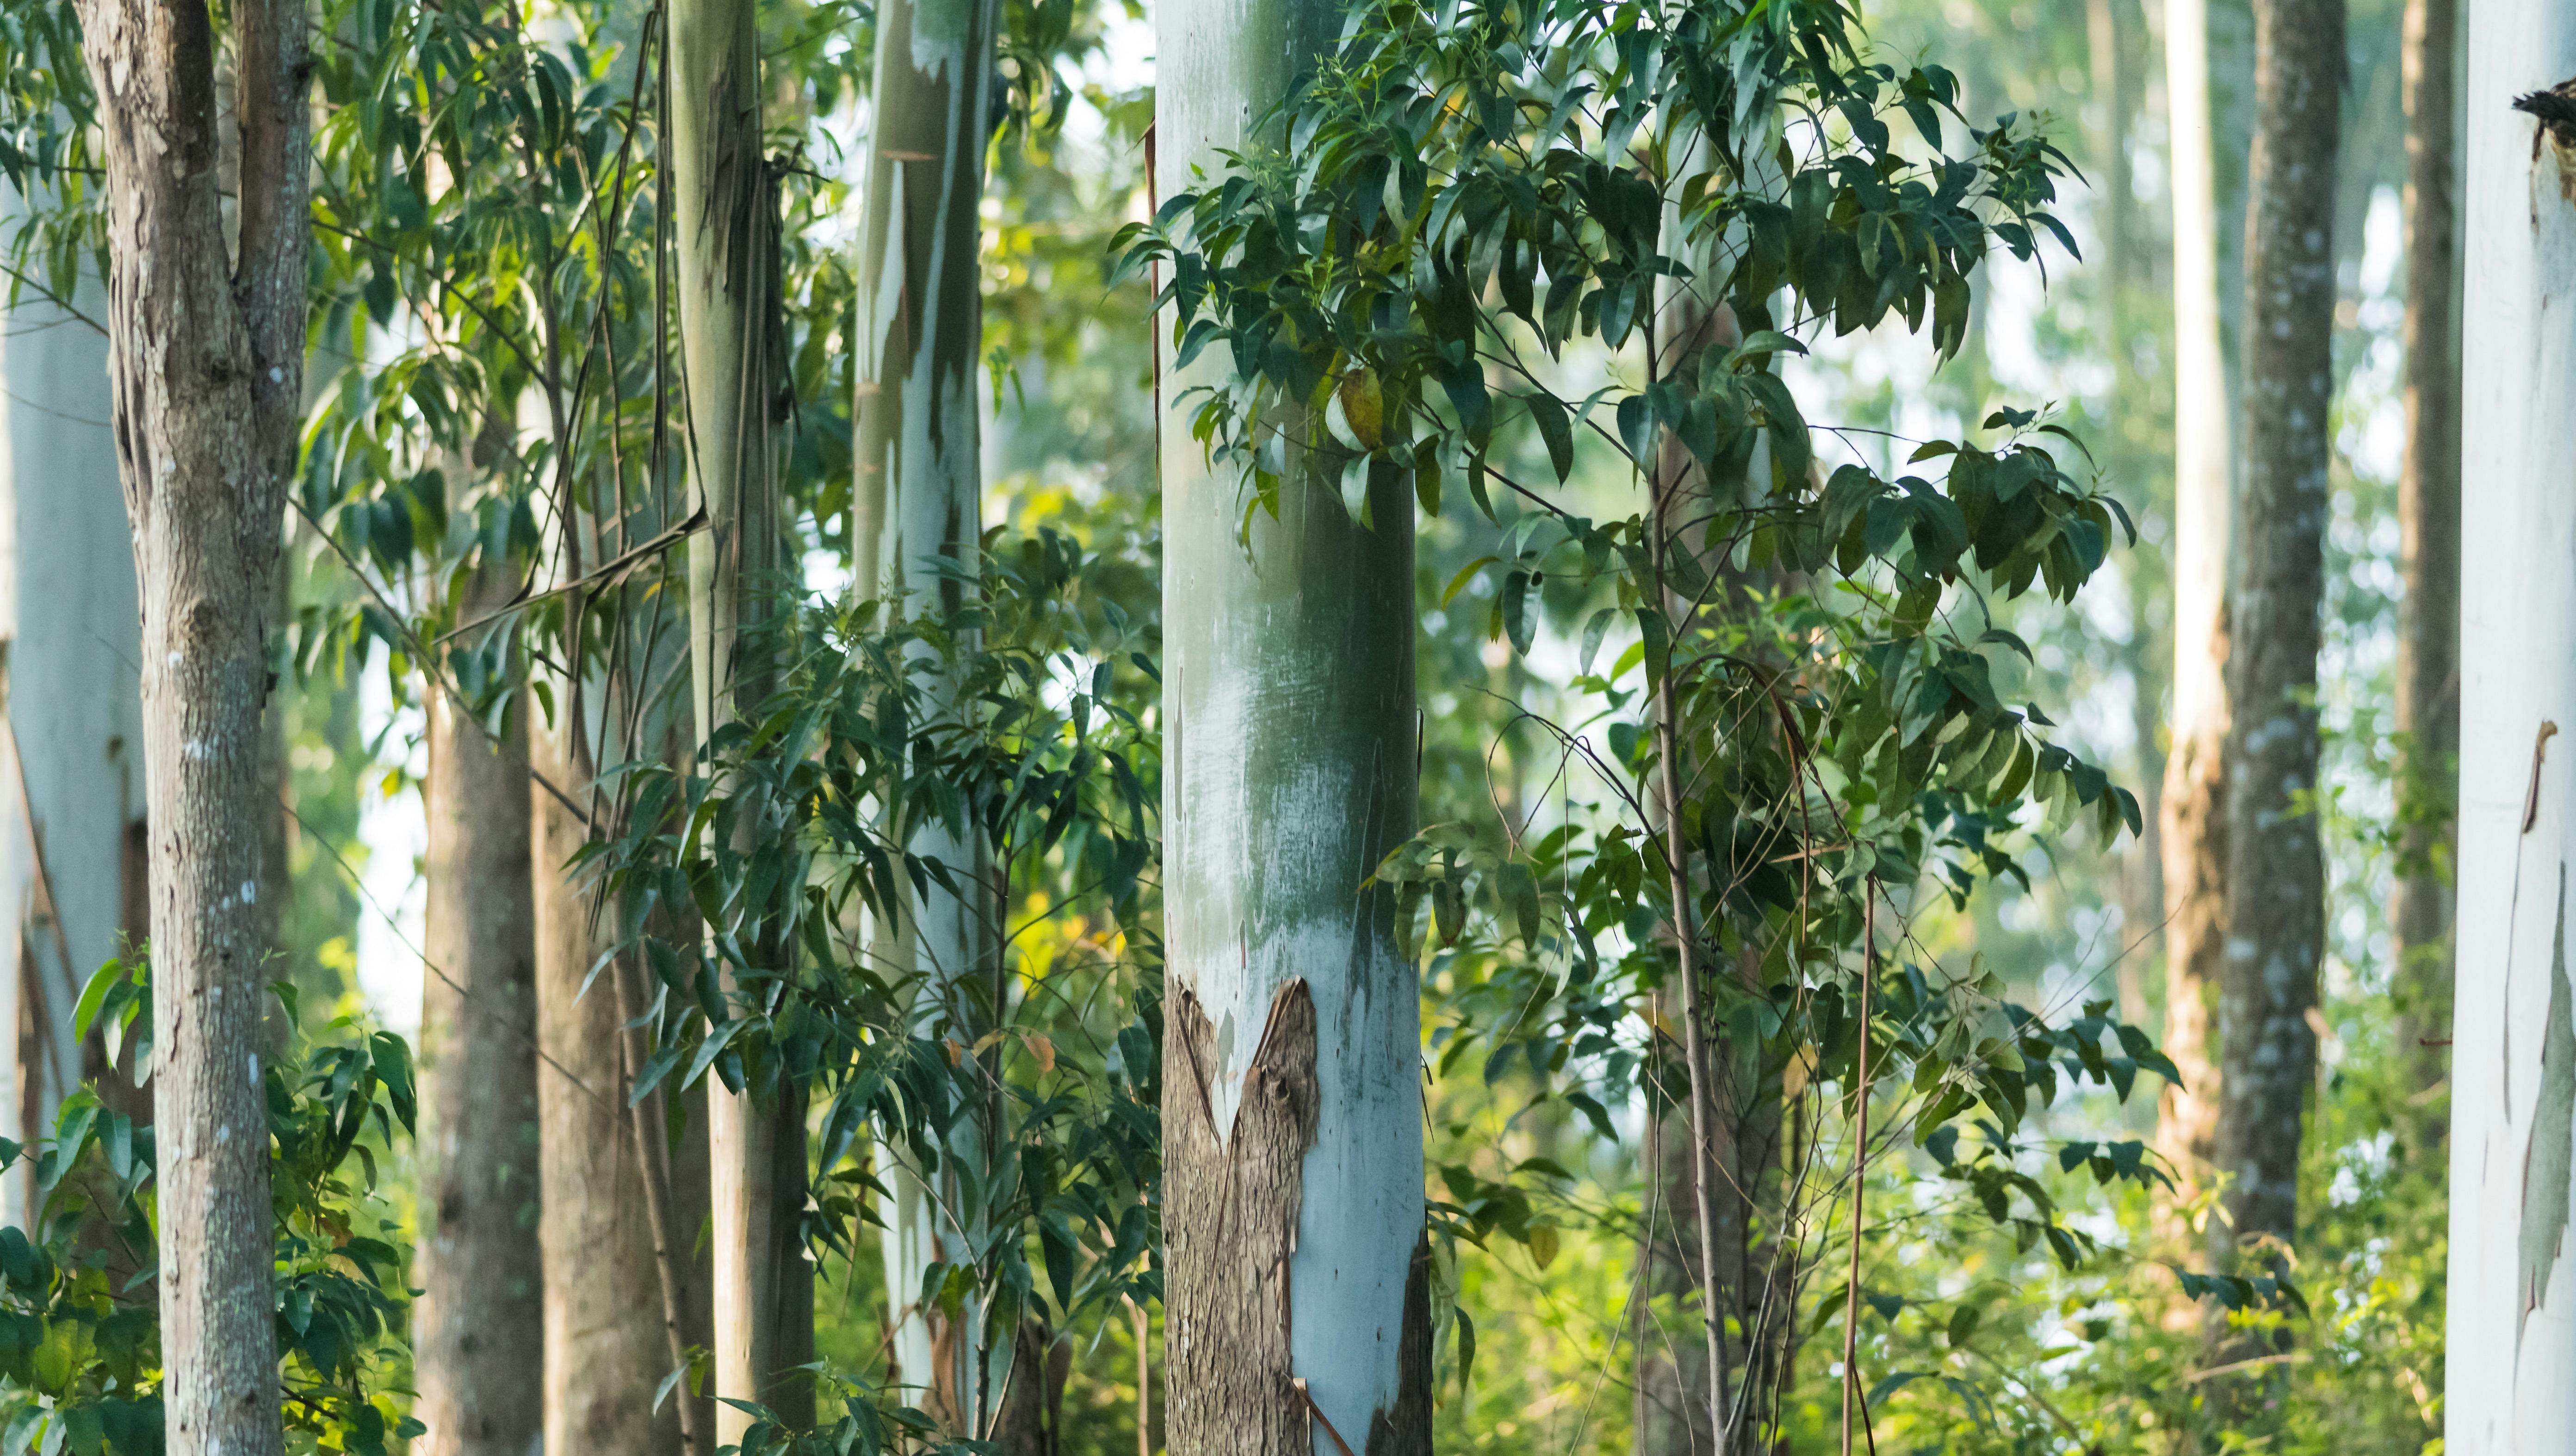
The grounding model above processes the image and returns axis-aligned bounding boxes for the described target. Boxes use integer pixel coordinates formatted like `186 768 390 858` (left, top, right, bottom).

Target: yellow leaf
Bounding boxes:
1339 367 1386 449
1783 1043 1818 1099
1527 1224 1560 1270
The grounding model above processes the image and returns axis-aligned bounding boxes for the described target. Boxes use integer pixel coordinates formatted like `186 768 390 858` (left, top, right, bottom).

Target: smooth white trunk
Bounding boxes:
0 279 145 1227
1156 0 1429 1446
2444 12 2576 1445
848 0 1001 1423
2156 0 2233 1188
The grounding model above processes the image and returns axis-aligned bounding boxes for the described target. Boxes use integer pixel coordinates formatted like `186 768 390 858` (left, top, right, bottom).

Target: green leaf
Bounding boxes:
1503 568 1537 654
1526 391 1574 481
1442 556 1498 609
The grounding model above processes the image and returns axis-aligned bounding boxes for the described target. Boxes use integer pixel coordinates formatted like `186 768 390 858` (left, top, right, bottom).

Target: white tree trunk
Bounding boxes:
2155 0 2233 1195
2443 19 2576 1446
1155 0 1432 1445
0 276 146 1229
669 0 812 1427
847 0 1002 1427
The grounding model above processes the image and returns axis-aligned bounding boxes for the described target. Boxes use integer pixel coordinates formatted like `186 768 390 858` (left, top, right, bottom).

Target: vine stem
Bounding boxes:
1645 471 1736 1451
1840 876 1877 1456
613 950 709 1456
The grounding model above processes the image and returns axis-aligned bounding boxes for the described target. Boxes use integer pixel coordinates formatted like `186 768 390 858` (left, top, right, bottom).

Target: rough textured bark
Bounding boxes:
2391 0 2459 1164
671 0 812 1431
848 0 1004 1426
412 561 544 1456
2206 0 2340 1368
1157 0 1429 1444
0 260 148 1230
68 0 308 1444
2155 0 2234 1215
532 701 689 1456
2441 24 2576 1447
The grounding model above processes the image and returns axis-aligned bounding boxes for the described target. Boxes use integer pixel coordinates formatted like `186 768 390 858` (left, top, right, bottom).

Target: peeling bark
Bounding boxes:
670 0 813 1427
1155 43 1430 1415
2444 11 2576 1439
847 0 1005 1424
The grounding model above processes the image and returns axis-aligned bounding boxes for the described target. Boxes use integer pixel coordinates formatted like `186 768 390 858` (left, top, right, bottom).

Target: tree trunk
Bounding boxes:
2156 0 2236 1215
2391 0 2459 1167
2087 0 2167 1033
1632 1094 1713 1456
532 689 691 1456
2206 0 2340 1381
2444 21 2576 1443
1156 0 1431 1448
670 0 812 1430
0 260 148 1229
848 0 1004 1429
69 0 308 1445
413 559 544 1456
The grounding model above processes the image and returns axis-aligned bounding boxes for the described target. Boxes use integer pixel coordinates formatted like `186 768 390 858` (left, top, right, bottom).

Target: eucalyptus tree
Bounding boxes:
2391 0 2458 1162
50 0 311 1440
2449 39 2576 1449
2204 0 2340 1398
294 3 710 1444
1126 0 2186 1439
1144 0 1432 1444
2155 0 2233 1205
0 262 147 1222
848 0 1008 1423
669 0 815 1429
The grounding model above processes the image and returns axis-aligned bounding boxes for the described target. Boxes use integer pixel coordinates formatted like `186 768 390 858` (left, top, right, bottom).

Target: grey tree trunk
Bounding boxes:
1156 0 1432 1449
532 656 694 1454
669 0 812 1429
413 559 544 1456
847 0 1004 1428
2207 0 2341 1385
2391 0 2459 1165
0 259 147 1229
69 0 308 1445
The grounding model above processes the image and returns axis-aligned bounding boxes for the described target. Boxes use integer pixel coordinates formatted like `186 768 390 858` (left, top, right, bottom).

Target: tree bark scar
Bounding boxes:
2525 721 2559 833
1166 979 1317 1456
1362 1230 1434 1456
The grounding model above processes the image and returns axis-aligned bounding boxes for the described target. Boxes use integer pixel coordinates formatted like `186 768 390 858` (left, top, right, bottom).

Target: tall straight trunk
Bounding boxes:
671 0 811 1431
0 260 148 1229
2155 0 2234 1208
2391 0 2459 1165
848 0 1003 1429
2207 0 2340 1369
531 696 685 1453
2089 0 2167 1031
70 0 307 1445
1156 0 1431 1449
2444 26 2576 1444
413 559 544 1456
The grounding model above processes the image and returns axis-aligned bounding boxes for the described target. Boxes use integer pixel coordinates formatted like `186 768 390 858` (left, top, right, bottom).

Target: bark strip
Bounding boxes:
1164 981 1320 1456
